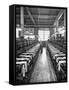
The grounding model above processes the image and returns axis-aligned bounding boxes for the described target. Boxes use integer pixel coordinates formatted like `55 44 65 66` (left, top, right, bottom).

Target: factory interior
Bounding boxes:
16 6 67 84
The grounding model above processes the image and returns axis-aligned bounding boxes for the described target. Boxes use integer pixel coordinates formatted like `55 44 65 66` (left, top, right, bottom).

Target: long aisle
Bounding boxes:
30 48 57 83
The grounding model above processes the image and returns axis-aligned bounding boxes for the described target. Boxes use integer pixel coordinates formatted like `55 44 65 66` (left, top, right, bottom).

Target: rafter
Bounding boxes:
24 15 56 18
24 25 57 28
54 9 64 25
26 7 36 25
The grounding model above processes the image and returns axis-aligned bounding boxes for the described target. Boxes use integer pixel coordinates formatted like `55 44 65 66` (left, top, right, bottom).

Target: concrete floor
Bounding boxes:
30 48 57 83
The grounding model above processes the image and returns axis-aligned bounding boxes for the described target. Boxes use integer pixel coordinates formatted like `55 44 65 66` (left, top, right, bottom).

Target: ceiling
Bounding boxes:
24 7 62 28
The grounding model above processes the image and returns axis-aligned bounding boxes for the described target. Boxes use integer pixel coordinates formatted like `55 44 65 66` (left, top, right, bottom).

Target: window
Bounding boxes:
38 30 50 41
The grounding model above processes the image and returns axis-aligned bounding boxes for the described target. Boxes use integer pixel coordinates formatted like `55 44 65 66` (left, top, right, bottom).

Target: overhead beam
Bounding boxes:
24 15 56 18
25 18 55 21
24 25 57 28
54 9 64 25
35 13 59 16
39 17 56 19
38 15 56 19
24 24 65 28
26 7 36 25
37 23 53 25
25 18 55 22
25 19 55 22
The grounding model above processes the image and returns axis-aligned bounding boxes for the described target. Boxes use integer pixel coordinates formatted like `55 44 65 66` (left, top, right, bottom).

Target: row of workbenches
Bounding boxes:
49 40 66 53
16 38 38 56
16 43 41 84
47 42 67 82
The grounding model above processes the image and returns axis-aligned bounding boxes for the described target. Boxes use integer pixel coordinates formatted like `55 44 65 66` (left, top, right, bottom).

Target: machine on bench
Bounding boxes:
47 43 67 81
16 43 41 82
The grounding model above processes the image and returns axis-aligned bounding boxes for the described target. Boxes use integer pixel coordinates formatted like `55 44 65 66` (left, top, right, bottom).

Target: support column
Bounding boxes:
34 28 38 41
55 20 59 40
64 10 66 40
34 28 38 35
64 10 66 29
21 7 24 37
56 20 58 32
